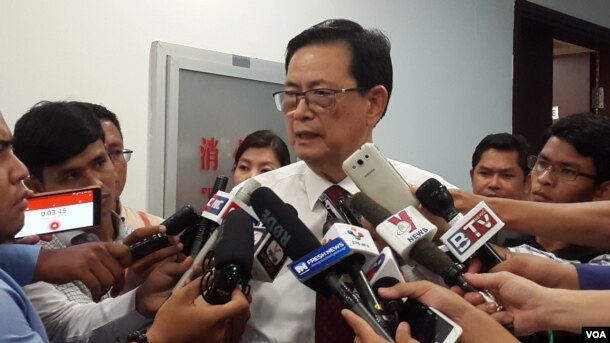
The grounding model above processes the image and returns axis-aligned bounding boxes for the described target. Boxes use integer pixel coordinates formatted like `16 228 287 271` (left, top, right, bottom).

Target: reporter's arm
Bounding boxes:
0 270 47 342
575 264 610 290
0 243 40 286
23 281 150 343
450 189 610 248
490 252 580 289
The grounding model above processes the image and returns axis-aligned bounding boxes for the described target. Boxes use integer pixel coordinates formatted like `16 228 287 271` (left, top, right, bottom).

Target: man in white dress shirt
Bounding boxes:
240 19 454 343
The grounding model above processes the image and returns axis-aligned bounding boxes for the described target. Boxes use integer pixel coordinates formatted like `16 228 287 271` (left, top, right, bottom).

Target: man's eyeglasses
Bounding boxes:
109 149 133 164
272 87 367 115
527 155 598 181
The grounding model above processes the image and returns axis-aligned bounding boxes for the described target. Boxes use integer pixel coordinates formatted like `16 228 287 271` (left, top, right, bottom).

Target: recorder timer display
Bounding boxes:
16 190 96 238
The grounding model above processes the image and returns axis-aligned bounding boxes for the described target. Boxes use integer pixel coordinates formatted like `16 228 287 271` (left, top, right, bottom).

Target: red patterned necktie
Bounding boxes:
315 185 355 343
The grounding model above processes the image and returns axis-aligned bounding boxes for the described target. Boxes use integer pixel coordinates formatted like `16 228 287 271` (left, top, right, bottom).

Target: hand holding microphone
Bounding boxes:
415 178 503 268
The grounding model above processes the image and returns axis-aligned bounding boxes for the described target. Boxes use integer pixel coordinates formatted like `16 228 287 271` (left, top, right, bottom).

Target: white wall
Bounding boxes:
0 1 608 214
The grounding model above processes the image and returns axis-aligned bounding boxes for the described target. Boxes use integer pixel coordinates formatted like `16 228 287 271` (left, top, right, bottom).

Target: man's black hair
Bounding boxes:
285 19 393 118
544 112 610 182
13 101 105 181
472 133 531 176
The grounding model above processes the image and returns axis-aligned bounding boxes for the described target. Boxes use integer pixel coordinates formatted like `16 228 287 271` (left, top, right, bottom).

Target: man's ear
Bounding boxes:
24 177 44 193
365 85 388 128
469 169 474 182
594 180 610 201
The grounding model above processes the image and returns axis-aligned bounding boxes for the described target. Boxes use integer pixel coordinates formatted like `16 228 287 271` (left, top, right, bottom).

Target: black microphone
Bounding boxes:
250 187 395 342
321 218 389 327
128 205 200 261
372 277 402 323
350 192 478 293
173 178 261 291
415 178 503 268
187 175 229 257
202 209 254 305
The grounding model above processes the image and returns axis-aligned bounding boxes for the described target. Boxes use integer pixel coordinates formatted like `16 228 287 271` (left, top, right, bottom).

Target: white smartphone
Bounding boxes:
399 298 462 343
15 187 101 238
343 143 419 213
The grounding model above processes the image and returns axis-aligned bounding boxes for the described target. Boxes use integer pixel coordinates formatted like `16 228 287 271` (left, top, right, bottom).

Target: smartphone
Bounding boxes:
15 187 101 238
343 143 419 213
398 298 462 343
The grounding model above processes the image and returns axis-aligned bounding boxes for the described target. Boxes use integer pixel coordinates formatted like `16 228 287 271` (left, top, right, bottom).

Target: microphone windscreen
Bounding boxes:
351 192 392 227
408 239 453 276
211 175 229 196
372 276 400 293
415 178 455 220
235 178 261 204
250 187 320 259
214 209 254 270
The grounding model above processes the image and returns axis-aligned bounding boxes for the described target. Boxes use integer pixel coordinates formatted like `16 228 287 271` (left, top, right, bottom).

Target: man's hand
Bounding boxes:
378 281 518 342
342 309 415 343
465 272 553 337
134 257 194 318
222 292 252 343
34 242 131 301
122 225 184 292
146 277 250 343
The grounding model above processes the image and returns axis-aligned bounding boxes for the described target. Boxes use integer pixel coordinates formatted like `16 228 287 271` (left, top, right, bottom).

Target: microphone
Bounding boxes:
201 179 285 282
202 209 254 305
188 175 229 257
371 277 402 323
173 179 269 291
128 205 200 261
250 187 395 342
365 247 407 287
350 192 479 293
319 193 362 226
415 178 504 267
321 220 390 324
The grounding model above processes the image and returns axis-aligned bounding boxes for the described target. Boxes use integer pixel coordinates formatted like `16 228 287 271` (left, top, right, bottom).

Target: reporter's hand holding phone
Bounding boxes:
146 276 250 343
348 281 517 343
122 225 183 292
34 242 131 301
342 309 415 343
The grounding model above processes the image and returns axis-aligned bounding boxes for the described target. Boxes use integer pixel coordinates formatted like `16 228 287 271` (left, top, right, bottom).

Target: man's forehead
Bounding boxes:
479 149 520 165
285 43 353 86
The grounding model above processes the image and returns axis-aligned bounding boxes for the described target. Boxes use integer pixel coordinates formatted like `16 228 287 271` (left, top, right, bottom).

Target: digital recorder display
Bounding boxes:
15 188 100 238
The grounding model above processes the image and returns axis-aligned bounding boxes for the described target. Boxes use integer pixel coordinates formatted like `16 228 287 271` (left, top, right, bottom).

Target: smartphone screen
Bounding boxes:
15 187 101 238
399 298 462 343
